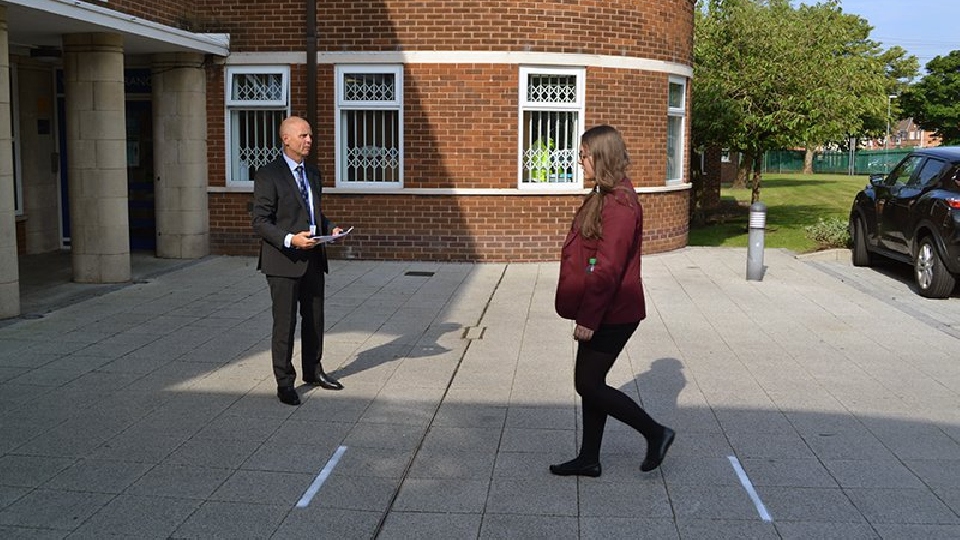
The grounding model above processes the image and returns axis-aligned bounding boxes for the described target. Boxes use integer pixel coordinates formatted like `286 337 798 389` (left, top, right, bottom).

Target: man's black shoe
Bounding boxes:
304 370 343 390
277 386 301 406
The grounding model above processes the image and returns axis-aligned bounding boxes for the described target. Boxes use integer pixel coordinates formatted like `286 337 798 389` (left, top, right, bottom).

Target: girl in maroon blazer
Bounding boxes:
551 125 675 477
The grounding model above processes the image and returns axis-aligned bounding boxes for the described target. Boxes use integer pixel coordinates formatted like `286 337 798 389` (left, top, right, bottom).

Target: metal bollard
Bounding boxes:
746 201 766 281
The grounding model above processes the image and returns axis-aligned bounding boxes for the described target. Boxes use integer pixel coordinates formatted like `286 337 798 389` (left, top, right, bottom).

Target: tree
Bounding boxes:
694 0 891 202
801 32 918 172
900 51 960 145
844 45 919 151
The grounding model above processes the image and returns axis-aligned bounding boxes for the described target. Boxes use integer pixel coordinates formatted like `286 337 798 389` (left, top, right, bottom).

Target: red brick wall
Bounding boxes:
203 0 693 261
84 0 196 29
191 0 694 63
641 191 690 253
209 193 253 254
703 146 722 210
721 152 743 185
213 191 688 261
208 62 690 260
402 64 516 189
65 2 691 261
324 191 688 261
206 68 226 187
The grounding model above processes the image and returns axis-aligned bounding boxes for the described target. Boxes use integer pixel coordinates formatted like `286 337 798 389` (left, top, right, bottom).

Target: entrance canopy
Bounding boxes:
2 0 229 56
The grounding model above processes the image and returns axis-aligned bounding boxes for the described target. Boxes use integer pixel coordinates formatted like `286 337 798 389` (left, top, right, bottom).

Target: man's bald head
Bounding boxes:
280 116 312 162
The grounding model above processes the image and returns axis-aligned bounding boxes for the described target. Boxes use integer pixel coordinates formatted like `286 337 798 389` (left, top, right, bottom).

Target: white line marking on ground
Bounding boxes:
296 445 348 508
728 455 773 522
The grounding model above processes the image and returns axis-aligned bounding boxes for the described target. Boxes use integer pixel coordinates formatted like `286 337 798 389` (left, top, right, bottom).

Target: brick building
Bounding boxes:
862 117 942 150
0 0 694 319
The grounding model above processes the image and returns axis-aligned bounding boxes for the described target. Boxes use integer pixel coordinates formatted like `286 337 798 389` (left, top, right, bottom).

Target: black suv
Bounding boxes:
849 146 960 298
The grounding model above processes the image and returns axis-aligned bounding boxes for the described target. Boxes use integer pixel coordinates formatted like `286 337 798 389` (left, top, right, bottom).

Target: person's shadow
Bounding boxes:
326 322 462 381
590 357 686 462
615 357 686 435
633 357 686 414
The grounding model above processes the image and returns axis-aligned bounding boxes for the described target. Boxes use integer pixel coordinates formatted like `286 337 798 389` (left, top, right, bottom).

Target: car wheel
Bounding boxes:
851 216 873 267
914 236 956 298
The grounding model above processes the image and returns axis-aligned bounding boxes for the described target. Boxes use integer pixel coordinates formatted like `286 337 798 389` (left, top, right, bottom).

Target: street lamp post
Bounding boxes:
886 94 897 155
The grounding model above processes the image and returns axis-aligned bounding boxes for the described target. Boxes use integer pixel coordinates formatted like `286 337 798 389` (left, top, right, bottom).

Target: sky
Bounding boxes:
836 0 960 69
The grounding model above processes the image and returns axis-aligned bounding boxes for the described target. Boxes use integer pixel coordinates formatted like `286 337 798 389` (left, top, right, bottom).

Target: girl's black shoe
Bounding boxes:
641 426 675 472
549 457 602 477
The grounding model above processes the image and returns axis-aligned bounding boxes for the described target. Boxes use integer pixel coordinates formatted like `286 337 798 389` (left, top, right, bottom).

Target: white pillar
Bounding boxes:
0 6 21 319
152 52 209 258
62 33 129 283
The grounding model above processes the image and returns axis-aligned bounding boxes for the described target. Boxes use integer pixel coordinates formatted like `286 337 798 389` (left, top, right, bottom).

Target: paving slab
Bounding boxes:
1 247 958 537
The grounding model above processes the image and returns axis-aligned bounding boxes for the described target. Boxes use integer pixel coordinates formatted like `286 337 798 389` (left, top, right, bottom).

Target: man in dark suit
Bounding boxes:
252 115 344 406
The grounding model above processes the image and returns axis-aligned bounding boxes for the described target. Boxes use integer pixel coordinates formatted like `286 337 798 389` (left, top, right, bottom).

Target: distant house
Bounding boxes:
862 117 941 150
892 118 941 148
694 147 742 187
718 148 744 185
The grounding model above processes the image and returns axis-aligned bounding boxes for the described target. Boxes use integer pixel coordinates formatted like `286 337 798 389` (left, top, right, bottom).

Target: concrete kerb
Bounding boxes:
794 247 853 263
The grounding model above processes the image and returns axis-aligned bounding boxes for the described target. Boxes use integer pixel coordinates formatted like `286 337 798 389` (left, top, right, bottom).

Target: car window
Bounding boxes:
886 155 924 187
907 158 945 189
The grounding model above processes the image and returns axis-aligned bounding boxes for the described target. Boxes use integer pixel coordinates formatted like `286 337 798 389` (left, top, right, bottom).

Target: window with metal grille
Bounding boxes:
519 67 584 187
225 66 289 184
335 65 402 186
667 77 687 185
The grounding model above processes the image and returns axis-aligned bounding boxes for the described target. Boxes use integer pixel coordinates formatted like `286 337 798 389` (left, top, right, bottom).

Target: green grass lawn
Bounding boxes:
687 173 868 253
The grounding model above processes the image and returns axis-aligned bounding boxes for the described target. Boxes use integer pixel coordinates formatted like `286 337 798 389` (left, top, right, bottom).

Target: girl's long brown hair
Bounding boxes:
576 125 632 239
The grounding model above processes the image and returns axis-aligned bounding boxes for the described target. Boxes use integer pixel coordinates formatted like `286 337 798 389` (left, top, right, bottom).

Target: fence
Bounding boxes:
762 149 912 175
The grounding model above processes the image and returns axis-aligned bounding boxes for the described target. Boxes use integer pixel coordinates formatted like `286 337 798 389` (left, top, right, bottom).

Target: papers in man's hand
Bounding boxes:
311 226 354 243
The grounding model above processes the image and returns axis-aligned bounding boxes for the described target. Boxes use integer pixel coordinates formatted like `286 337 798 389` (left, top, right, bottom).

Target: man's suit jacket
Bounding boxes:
252 157 332 277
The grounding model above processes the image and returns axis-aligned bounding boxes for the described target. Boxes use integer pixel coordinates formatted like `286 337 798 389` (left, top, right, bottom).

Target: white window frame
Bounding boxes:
334 64 404 188
517 66 586 189
667 76 687 185
11 64 22 216
224 65 290 185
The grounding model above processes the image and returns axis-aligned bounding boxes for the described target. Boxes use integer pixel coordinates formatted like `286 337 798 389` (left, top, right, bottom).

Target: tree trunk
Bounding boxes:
803 147 814 174
751 153 763 204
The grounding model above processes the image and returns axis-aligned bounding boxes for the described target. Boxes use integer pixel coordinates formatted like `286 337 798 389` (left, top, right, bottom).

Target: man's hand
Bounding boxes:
291 231 317 249
331 227 343 235
573 324 595 341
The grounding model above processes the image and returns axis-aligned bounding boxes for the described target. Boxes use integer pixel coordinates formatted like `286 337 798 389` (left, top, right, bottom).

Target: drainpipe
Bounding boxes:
306 0 317 167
